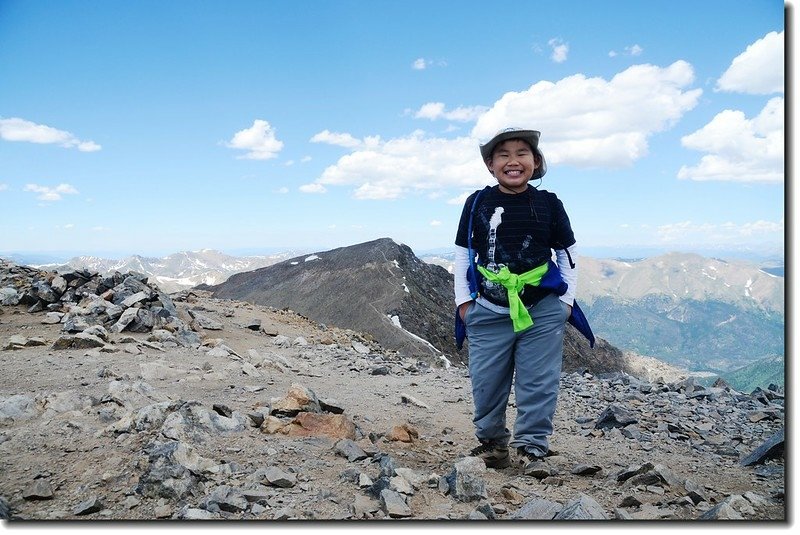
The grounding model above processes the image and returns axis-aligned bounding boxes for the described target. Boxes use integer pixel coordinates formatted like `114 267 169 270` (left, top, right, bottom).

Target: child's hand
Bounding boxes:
458 301 473 321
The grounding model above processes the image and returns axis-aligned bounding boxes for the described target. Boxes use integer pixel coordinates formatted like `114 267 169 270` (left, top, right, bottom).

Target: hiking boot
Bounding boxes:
470 441 510 469
516 447 553 479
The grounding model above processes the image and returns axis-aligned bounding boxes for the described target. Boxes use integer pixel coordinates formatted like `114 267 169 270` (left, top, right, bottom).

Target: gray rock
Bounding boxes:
272 335 290 346
684 478 709 505
121 290 150 308
135 441 212 500
178 506 222 520
155 292 178 316
393 467 426 490
616 462 655 482
3 335 46 350
22 479 54 500
259 466 297 488
334 439 369 462
240 487 273 504
0 288 19 306
200 485 248 513
595 404 637 429
31 281 59 303
571 464 602 476
319 397 345 414
51 275 67 294
189 310 223 330
112 307 140 333
378 454 398 477
175 327 201 347
619 494 644 507
473 502 496 520
51 333 106 350
449 456 487 502
82 324 109 341
0 496 10 519
699 501 744 520
160 401 248 442
127 308 156 333
0 394 38 423
380 489 412 518
367 476 392 499
72 496 103 516
511 497 563 519
61 313 93 333
42 312 64 324
390 475 415 495
553 494 608 520
351 340 371 354
740 428 784 466
352 494 379 518
246 319 262 330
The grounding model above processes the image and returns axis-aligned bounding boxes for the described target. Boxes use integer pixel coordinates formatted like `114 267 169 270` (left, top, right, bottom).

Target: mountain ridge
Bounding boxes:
205 237 626 374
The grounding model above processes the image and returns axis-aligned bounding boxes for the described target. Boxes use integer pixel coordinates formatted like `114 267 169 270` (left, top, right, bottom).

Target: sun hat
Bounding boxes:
479 127 547 179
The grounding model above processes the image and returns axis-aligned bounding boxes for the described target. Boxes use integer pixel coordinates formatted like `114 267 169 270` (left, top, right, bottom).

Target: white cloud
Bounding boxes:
414 102 489 122
473 61 702 168
717 31 783 94
430 220 442 227
447 191 472 205
225 120 284 160
657 219 783 245
548 38 569 63
301 155 312 162
412 57 446 70
284 160 295 167
64 223 75 229
309 62 702 199
609 44 644 58
310 130 362 148
23 183 79 201
299 183 327 194
677 97 783 183
0 183 7 191
626 44 643 56
92 226 109 232
0 117 101 151
276 187 289 194
313 130 483 200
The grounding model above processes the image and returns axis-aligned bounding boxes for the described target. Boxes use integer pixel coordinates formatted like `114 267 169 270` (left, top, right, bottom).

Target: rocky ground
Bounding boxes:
0 262 786 522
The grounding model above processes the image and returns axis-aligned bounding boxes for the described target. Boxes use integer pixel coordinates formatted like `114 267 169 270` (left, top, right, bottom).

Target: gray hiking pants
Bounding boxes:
464 293 569 456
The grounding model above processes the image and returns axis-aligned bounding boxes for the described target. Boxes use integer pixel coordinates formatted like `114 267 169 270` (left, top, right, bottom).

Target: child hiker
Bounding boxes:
453 127 593 474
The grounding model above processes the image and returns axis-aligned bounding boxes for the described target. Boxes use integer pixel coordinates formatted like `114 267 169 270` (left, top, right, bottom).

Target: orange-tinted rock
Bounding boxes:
387 423 419 443
283 412 356 440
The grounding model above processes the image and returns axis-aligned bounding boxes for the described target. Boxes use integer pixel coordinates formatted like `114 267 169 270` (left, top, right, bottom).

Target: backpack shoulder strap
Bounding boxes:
467 186 491 297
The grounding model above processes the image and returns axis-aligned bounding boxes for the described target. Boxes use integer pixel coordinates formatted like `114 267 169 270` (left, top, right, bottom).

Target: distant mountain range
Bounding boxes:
9 244 783 389
421 250 784 389
576 253 784 376
35 249 299 293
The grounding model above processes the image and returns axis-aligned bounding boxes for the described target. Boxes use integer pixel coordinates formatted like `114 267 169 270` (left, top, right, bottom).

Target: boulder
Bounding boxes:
553 494 608 520
270 383 321 416
51 333 106 350
448 457 487 502
283 412 357 440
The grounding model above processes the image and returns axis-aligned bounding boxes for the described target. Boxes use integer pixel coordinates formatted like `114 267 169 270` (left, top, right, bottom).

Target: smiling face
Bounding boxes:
485 139 540 194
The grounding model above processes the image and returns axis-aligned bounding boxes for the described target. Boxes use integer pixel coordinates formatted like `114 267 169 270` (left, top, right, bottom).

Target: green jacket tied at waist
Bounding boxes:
477 262 550 332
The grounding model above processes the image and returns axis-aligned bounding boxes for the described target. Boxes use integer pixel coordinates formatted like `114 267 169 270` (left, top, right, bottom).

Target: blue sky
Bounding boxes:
0 0 786 260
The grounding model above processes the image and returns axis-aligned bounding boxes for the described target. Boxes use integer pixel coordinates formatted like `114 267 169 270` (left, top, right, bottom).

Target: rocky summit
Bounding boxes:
205 238 625 372
0 256 786 521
